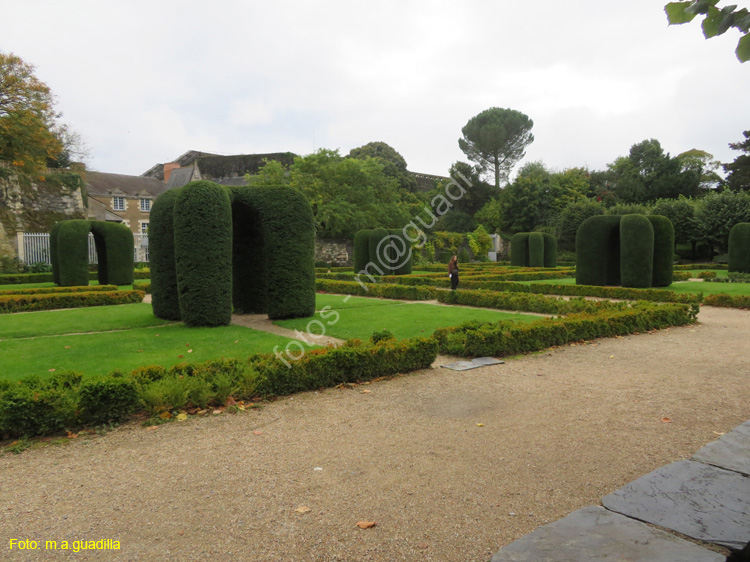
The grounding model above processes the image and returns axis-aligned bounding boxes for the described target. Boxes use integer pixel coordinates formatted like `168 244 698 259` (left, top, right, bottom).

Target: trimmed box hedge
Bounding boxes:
0 290 145 313
729 223 750 274
0 285 118 296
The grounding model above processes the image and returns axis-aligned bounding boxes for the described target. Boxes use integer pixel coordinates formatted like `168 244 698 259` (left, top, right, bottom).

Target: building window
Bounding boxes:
140 222 149 234
113 196 125 211
140 198 151 212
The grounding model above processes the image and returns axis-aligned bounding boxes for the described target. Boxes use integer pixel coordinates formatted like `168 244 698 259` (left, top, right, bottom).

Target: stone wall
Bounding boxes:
315 238 353 266
0 164 87 262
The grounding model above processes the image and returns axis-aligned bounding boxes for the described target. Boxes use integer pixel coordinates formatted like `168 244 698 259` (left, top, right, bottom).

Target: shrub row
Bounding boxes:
0 270 149 285
432 302 698 357
0 337 438 438
673 263 728 270
528 283 702 304
672 271 691 281
436 288 631 315
0 285 117 296
133 281 151 293
0 290 145 314
703 293 750 309
315 279 436 300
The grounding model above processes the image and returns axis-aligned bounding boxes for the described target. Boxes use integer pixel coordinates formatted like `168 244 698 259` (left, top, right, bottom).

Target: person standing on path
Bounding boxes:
448 255 459 290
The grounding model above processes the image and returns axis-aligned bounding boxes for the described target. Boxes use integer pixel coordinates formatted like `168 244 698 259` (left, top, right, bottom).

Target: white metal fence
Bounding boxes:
19 232 149 265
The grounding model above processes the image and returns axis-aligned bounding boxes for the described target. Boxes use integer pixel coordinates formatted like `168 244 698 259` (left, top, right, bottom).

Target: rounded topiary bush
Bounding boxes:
620 214 654 288
354 229 372 273
528 232 545 267
648 215 674 287
149 188 183 321
174 181 233 326
510 233 530 267
368 228 390 275
576 215 622 286
50 222 62 286
387 229 412 275
729 222 750 273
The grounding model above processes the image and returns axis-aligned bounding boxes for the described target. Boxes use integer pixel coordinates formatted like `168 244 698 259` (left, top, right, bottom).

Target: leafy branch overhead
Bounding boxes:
665 1 750 62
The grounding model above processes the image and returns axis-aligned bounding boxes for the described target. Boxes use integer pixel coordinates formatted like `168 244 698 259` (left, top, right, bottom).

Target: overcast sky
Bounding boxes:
2 1 749 180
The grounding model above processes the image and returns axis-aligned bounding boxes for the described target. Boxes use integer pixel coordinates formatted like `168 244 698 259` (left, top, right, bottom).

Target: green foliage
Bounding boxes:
347 141 418 192
648 215 675 287
368 228 390 274
528 232 545 267
724 130 750 190
728 222 750 272
467 225 492 261
353 229 372 272
510 233 530 266
89 221 134 285
234 186 316 319
284 149 420 239
542 233 558 268
694 189 750 252
556 199 605 251
703 292 750 308
665 1 750 62
651 197 698 248
54 219 91 287
458 107 534 188
173 181 233 326
370 329 396 344
317 278 436 300
78 377 139 425
620 214 654 288
251 337 438 397
0 284 116 296
49 222 61 285
0 381 77 437
576 215 622 286
148 187 182 320
0 290 144 313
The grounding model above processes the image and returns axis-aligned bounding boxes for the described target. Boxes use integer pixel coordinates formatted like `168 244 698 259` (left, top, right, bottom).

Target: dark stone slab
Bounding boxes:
440 357 504 371
490 505 723 562
693 420 750 476
602 460 750 550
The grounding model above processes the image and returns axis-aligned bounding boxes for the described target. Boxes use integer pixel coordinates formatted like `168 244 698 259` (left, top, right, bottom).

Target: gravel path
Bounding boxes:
1 306 749 562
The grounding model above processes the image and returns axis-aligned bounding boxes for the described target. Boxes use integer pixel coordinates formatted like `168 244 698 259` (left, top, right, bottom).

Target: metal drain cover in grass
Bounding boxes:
440 357 504 371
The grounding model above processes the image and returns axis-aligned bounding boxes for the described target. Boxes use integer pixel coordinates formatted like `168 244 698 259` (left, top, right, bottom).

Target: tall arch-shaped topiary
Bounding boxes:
149 181 315 326
729 223 750 273
353 229 372 273
576 214 674 288
51 220 134 287
511 232 557 268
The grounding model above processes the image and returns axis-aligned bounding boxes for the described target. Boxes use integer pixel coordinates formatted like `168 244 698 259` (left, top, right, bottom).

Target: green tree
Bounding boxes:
0 52 62 173
724 130 750 191
430 161 496 232
475 196 503 234
677 148 722 191
458 107 534 188
264 149 420 239
495 161 585 233
556 199 605 251
607 139 701 203
651 196 700 252
694 189 750 253
347 141 418 192
665 1 750 62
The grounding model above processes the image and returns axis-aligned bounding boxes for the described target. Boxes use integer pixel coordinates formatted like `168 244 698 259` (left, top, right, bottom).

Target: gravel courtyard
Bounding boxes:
1 305 748 562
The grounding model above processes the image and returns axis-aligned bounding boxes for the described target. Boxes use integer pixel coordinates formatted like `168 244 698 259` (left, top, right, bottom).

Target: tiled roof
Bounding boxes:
86 171 166 198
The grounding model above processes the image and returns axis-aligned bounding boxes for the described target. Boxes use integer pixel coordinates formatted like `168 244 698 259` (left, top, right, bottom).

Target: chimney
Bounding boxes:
163 162 180 183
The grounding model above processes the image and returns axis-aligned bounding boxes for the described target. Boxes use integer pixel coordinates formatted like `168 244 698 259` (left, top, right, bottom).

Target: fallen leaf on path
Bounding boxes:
713 431 725 436
176 413 188 421
212 409 223 415
66 431 78 439
295 506 311 514
48 368 55 372
253 430 263 435
178 530 184 536
361 389 371 394
356 521 377 529
160 412 172 420
146 425 159 431
226 396 237 407
476 423 484 427
661 417 672 423
418 543 429 549
187 349 193 353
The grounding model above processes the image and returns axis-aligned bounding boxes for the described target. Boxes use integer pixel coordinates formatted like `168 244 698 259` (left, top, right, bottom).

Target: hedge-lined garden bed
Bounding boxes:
0 336 438 438
0 284 118 296
0 270 150 285
0 290 145 313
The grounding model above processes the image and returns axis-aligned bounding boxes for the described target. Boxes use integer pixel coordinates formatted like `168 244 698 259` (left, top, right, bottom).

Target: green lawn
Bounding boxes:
274 294 540 341
526 275 750 297
0 304 300 382
0 303 171 339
